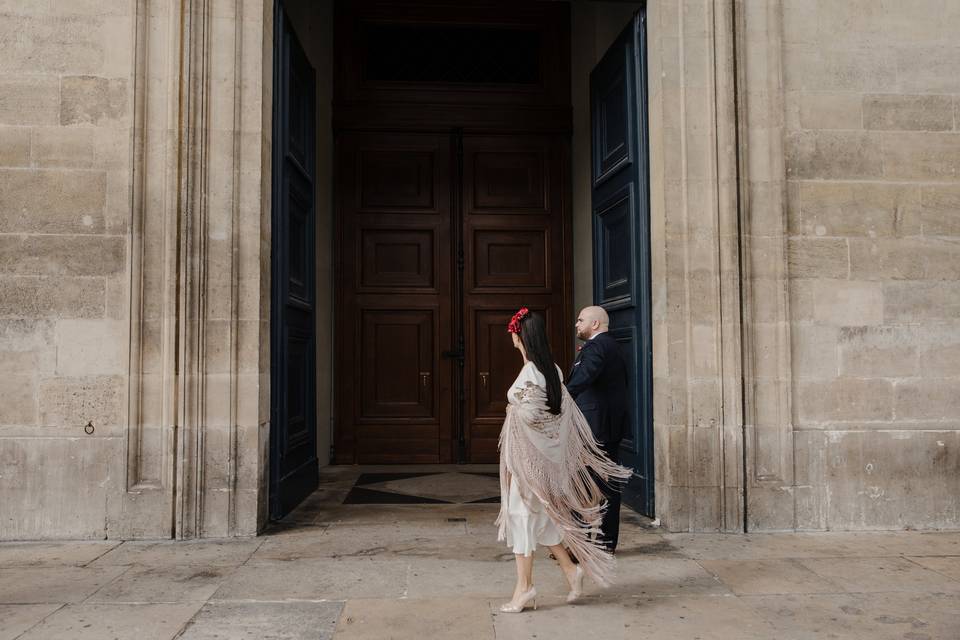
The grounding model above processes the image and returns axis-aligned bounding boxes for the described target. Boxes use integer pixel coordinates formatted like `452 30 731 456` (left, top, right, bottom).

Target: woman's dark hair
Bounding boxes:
519 312 562 415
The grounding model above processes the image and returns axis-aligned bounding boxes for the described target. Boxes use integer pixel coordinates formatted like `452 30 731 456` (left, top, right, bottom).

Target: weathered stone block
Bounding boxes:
785 131 883 180
796 378 894 423
881 131 960 181
922 238 960 280
691 426 719 487
884 281 960 322
0 376 37 425
789 278 816 321
791 323 839 379
0 437 121 539
30 126 95 168
824 430 959 529
798 182 920 238
848 238 925 281
863 94 953 131
60 76 128 126
0 76 60 125
0 15 106 74
0 169 106 233
0 350 54 375
799 92 862 130
896 46 960 94
0 235 124 276
818 48 897 92
0 127 30 166
895 379 960 420
0 277 105 319
920 328 960 376
54 320 125 375
919 185 960 236
838 326 919 378
38 375 124 428
812 280 883 326
788 238 848 279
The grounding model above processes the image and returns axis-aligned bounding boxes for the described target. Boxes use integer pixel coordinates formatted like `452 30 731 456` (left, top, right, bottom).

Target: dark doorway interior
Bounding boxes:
332 1 574 465
589 12 654 517
270 3 320 519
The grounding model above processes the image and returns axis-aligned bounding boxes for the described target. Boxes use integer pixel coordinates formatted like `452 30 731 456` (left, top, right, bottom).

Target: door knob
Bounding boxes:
420 372 431 387
479 371 489 388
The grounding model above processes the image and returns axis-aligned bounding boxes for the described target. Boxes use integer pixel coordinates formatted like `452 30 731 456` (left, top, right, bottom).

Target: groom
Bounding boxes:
566 306 629 552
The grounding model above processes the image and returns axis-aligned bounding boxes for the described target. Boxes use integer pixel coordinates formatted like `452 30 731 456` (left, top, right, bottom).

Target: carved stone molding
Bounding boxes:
125 0 266 539
647 0 745 533
733 0 796 530
123 0 183 537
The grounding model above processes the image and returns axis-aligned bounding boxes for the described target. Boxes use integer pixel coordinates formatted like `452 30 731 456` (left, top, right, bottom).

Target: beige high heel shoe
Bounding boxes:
500 587 538 613
566 565 584 603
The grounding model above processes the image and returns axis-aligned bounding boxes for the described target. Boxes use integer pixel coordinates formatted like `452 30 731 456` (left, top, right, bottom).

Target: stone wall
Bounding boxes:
0 0 271 540
781 0 960 529
0 2 135 538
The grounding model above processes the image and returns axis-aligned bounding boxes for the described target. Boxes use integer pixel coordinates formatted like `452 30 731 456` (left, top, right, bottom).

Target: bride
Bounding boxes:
495 307 632 613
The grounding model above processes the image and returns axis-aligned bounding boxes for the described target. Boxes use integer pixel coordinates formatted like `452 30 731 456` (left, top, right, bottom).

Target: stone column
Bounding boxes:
120 0 270 538
647 0 751 532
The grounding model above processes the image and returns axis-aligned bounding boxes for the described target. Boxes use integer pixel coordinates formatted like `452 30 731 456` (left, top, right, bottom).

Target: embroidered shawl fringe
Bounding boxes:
496 385 632 588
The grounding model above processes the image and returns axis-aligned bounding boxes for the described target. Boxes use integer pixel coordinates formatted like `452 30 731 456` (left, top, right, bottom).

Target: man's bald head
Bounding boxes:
575 306 609 340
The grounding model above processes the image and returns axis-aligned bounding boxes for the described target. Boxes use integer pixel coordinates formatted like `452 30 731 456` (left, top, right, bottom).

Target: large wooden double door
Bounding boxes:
335 132 571 464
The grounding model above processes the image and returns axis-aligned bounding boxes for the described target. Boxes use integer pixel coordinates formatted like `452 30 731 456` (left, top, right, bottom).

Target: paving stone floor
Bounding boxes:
2 465 959 639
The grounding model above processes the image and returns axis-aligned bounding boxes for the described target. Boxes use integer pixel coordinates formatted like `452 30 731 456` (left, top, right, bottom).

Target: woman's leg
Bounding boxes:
512 553 534 599
547 544 579 586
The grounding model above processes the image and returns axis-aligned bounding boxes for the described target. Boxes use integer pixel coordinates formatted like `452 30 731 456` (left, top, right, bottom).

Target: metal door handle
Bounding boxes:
479 372 489 388
420 372 431 387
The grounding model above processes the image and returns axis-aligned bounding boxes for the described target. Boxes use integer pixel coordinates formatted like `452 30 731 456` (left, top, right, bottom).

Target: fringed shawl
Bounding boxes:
495 361 632 588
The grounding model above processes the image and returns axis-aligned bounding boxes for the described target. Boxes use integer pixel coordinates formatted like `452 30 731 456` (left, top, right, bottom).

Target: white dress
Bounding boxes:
501 361 564 556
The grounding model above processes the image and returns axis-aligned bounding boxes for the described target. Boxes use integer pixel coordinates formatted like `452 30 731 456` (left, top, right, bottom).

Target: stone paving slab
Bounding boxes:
314 503 498 527
741 592 960 640
178 601 343 640
698 558 845 595
0 541 119 567
603 557 731 597
89 538 263 567
212 558 409 601
16 603 204 640
0 565 128 604
799 556 960 593
907 555 960 581
86 565 231 604
0 604 61 640
491 594 780 640
334 597 494 640
404 557 568 598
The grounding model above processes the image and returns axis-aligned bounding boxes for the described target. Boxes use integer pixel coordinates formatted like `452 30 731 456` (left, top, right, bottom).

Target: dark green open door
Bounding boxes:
270 2 319 519
589 12 654 516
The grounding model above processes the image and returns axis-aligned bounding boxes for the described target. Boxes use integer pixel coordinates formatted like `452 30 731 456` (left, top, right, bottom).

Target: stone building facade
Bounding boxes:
0 0 957 539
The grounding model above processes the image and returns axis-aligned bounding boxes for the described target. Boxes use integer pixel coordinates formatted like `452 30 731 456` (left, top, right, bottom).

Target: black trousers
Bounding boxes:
595 440 623 552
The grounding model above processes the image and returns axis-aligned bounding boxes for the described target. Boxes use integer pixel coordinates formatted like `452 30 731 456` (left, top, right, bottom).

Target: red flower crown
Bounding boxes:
507 307 529 334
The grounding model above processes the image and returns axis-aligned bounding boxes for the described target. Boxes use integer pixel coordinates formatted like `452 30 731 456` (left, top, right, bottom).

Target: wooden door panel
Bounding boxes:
359 309 435 419
336 132 453 464
462 134 570 463
359 149 437 211
595 184 635 306
471 151 546 212
472 228 549 291
360 228 436 290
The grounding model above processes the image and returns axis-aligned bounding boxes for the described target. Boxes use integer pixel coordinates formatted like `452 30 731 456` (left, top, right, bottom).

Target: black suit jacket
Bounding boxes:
566 331 629 445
